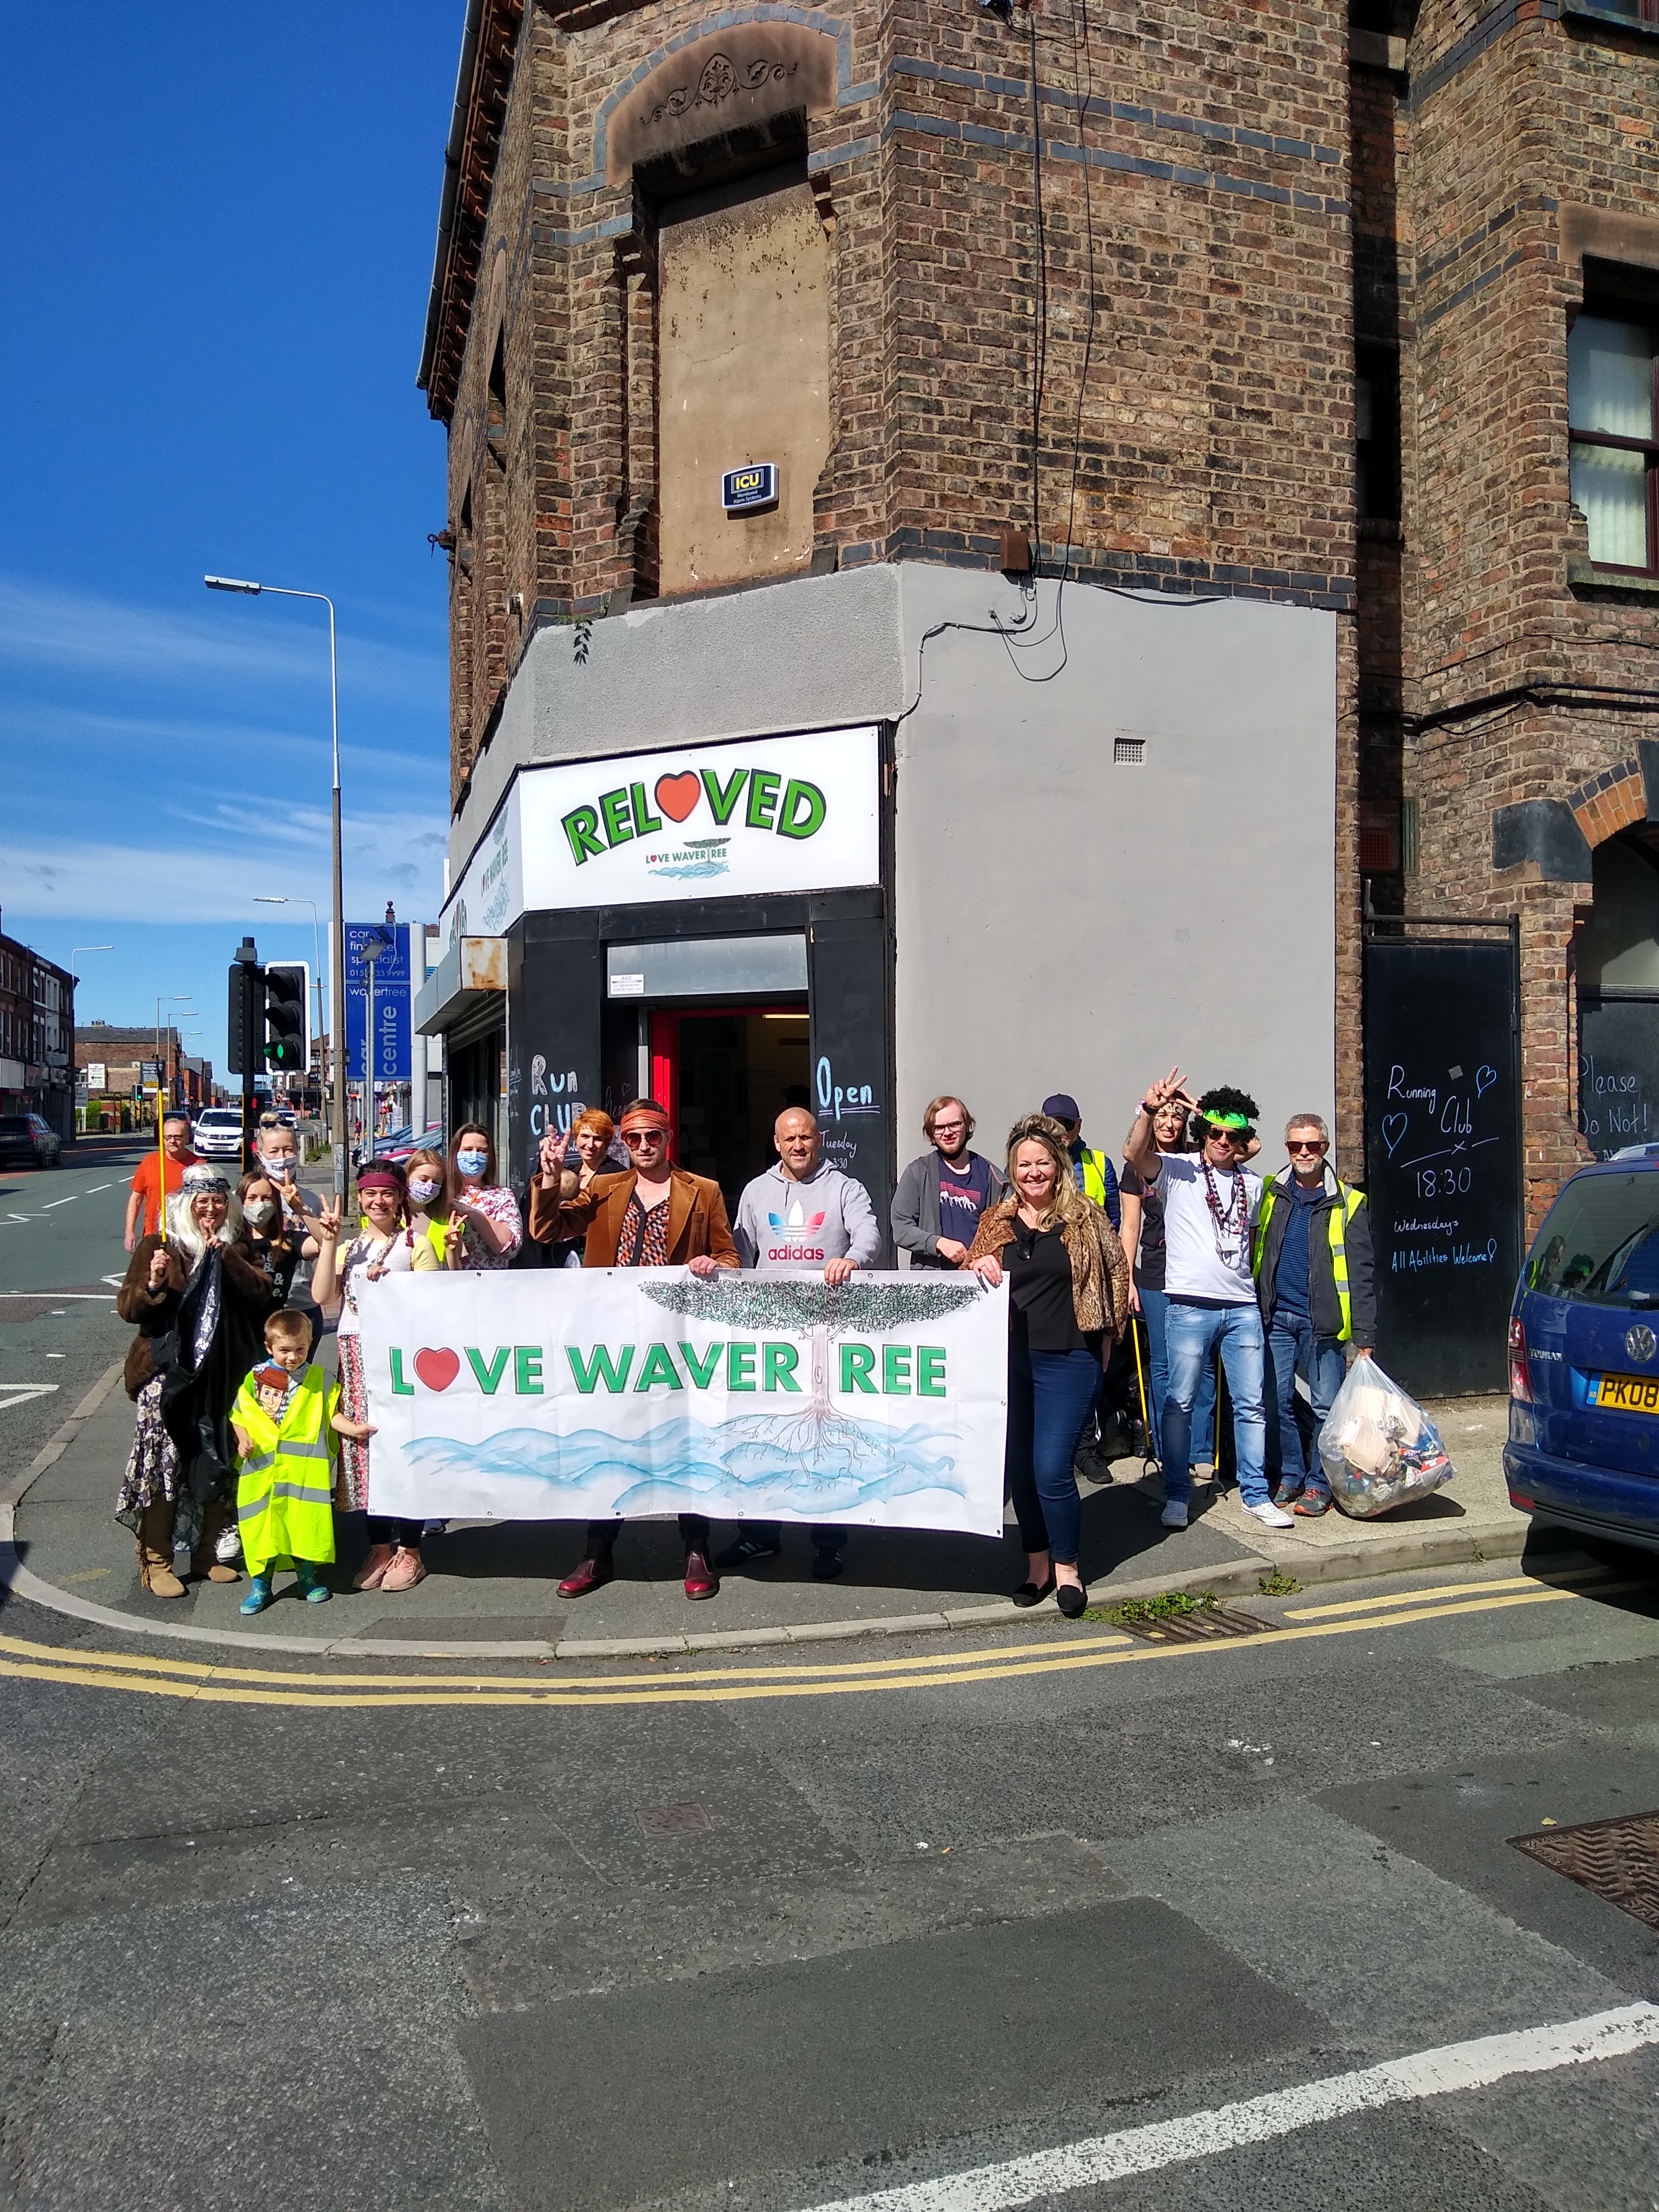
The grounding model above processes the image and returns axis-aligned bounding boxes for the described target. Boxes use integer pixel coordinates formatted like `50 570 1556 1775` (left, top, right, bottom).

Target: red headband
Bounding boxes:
618 1106 670 1134
357 1167 403 1192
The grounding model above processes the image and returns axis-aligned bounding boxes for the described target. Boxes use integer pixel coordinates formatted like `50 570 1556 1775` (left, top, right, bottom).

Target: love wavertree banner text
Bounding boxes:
357 1269 1010 1535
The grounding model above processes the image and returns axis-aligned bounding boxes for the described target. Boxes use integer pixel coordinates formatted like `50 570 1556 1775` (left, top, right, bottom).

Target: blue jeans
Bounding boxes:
1006 1344 1102 1567
1263 1314 1347 1498
1138 1287 1216 1463
1162 1301 1268 1507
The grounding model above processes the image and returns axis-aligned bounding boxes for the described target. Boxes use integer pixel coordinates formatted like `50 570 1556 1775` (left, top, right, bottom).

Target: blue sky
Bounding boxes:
0 7 461 1074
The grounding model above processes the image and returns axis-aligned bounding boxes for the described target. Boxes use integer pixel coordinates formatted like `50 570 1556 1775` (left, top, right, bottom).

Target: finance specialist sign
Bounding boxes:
357 1267 1007 1534
440 725 879 934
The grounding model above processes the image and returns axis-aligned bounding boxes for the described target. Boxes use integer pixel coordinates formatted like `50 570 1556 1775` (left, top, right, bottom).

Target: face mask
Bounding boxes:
244 1200 278 1229
408 1177 442 1204
260 1156 295 1181
455 1149 488 1177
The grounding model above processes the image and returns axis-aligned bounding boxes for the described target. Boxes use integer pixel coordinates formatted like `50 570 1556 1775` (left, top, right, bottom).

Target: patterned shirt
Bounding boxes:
618 1189 671 1268
451 1183 524 1271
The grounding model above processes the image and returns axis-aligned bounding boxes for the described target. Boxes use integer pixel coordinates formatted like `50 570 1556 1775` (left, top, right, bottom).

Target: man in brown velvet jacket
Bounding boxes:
528 1096 739 1600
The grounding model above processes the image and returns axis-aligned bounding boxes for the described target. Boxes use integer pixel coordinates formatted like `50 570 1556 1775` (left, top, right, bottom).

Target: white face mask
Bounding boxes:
260 1155 296 1182
244 1199 278 1229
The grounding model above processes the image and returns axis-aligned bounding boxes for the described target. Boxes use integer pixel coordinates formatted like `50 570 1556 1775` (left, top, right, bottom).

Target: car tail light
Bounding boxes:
1508 1314 1531 1402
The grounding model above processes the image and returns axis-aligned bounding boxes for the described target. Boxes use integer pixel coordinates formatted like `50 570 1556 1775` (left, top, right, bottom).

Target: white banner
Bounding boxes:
358 1268 1008 1535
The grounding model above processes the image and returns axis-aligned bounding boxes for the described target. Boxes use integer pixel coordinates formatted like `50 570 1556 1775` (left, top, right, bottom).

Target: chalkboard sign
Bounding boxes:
1364 935 1521 1396
1579 991 1659 1157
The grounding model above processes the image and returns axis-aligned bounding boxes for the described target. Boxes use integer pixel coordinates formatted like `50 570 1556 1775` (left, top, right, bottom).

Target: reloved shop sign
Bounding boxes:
443 726 879 935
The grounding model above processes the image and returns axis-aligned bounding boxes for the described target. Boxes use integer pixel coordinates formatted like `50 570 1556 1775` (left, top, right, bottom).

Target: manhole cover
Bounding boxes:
636 1802 712 1837
1509 1810 1659 1931
1116 1607 1278 1644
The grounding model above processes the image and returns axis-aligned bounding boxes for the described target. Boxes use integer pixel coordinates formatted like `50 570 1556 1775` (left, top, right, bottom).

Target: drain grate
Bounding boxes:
636 1802 712 1838
1115 1607 1278 1644
1509 1810 1659 1932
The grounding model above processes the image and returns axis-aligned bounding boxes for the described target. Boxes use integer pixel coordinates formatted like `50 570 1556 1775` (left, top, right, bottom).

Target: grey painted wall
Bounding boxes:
891 567 1337 1179
448 561 1338 1181
450 565 905 881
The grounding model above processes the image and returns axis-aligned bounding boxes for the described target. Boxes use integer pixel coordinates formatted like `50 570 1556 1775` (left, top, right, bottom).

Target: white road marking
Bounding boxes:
0 1293 117 1301
40 1196 76 1209
84 1184 112 1193
0 1385 61 1413
803 2006 1659 2212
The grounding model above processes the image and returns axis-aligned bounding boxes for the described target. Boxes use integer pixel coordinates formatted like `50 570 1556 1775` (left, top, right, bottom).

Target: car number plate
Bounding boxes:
1589 1372 1659 1413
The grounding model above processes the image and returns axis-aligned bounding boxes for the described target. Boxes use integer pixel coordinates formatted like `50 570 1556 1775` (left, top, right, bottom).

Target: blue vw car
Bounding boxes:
1506 1150 1659 1553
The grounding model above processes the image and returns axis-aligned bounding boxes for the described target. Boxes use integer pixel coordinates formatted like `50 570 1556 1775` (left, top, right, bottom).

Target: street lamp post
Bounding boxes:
206 576 346 1206
253 894 327 1104
155 995 193 1109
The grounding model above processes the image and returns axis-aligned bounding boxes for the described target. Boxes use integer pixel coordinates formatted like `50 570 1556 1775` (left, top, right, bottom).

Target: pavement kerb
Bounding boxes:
0 1360 1528 1662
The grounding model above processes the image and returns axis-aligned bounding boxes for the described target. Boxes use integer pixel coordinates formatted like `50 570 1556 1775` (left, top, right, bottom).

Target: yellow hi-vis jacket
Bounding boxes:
232 1363 339 1577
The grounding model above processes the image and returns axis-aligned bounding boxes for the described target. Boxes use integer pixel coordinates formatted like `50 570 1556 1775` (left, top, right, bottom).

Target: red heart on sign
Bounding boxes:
655 771 701 824
414 1347 461 1392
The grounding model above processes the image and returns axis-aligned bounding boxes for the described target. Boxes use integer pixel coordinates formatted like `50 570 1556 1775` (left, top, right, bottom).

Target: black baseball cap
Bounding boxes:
1041 1093 1081 1124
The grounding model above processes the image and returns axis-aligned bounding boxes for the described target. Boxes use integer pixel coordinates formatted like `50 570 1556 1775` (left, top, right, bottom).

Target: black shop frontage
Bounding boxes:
419 724 896 1255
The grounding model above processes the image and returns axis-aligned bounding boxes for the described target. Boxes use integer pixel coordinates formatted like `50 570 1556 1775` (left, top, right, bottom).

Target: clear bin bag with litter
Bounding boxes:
1316 1353 1455 1518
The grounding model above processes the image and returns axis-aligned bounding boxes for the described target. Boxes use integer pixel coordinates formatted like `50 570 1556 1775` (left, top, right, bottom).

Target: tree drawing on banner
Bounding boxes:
639 1274 983 1470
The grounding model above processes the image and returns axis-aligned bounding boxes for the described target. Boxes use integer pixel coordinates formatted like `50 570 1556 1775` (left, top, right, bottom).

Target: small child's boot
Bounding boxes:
295 1562 332 1604
239 1575 274 1615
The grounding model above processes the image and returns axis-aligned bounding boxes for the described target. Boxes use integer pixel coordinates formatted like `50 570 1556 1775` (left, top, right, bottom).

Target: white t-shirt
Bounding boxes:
1154 1152 1263 1304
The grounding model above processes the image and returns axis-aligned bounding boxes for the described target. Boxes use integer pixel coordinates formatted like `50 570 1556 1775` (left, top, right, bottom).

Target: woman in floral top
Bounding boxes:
444 1122 522 1271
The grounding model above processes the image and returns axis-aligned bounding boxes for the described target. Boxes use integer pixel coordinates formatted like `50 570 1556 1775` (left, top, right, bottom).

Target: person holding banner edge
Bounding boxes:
530 1097 739 1600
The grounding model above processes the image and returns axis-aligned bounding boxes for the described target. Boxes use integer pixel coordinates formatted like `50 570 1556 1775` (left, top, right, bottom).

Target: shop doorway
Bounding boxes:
651 1006 810 1216
1577 829 1659 1158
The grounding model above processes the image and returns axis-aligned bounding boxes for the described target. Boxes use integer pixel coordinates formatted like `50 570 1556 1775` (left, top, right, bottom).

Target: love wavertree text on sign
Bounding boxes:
357 1270 1010 1534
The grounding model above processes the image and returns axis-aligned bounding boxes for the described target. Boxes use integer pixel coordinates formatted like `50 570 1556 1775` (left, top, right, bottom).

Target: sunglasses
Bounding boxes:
1286 1138 1326 1154
1206 1126 1250 1144
621 1127 666 1148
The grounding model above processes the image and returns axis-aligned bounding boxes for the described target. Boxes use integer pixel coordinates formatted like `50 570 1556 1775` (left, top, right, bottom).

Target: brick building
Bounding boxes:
0 915 74 1141
419 0 1659 1373
73 1026 213 1116
417 0 1352 1257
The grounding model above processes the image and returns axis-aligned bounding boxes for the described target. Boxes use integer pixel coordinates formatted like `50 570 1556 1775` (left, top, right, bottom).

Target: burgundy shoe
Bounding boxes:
558 1554 612 1599
683 1548 719 1600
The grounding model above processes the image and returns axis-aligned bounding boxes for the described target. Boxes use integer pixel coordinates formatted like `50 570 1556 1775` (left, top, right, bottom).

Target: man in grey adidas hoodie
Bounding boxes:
720 1108 882 1579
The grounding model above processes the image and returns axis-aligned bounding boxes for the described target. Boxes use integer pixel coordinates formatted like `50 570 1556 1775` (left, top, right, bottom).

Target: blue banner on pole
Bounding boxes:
345 923 412 1084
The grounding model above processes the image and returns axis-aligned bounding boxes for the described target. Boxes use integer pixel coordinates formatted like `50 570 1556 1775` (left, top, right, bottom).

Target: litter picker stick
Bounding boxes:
155 1086 166 1247
1130 1309 1157 1472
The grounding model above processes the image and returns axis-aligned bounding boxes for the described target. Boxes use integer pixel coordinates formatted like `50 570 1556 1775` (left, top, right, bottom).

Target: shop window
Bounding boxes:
1356 346 1400 521
1569 311 1658 572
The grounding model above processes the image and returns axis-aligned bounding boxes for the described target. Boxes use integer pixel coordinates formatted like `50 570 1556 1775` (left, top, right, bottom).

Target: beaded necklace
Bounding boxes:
1199 1155 1250 1264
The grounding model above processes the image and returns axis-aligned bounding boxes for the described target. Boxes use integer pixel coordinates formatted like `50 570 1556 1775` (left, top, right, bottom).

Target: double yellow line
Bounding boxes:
0 1566 1633 1709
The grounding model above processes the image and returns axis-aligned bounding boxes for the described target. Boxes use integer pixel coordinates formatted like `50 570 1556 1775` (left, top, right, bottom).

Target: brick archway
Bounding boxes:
1569 756 1649 850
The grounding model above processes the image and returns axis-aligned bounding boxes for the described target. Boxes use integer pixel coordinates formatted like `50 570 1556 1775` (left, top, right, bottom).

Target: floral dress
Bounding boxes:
449 1183 523 1271
333 1229 437 1509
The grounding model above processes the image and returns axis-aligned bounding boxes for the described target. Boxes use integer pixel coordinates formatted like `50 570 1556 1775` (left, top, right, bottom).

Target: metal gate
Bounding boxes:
1363 920 1522 1397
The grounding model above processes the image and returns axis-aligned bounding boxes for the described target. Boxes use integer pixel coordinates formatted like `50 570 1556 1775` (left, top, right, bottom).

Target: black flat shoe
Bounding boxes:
1011 1574 1057 1608
1055 1582 1088 1619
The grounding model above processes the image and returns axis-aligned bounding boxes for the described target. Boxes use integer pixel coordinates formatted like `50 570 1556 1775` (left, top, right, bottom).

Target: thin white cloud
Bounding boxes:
0 571 447 714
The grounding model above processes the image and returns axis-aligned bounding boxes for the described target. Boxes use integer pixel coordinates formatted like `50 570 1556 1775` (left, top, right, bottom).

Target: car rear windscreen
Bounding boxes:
1527 1171 1659 1306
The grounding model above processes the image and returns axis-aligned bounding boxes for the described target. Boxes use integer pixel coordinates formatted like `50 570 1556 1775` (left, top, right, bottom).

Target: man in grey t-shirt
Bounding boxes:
720 1108 881 1580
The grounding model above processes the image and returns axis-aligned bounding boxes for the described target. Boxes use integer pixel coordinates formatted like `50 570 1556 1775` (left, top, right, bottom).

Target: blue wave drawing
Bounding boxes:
400 1413 966 1519
648 860 730 880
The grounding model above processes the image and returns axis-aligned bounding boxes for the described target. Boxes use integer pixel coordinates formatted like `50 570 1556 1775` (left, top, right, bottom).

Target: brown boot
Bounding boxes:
191 1496 241 1584
137 1503 185 1600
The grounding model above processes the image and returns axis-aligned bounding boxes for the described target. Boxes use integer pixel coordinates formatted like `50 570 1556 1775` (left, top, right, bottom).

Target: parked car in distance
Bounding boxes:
191 1107 246 1162
0 1114 62 1170
355 1123 446 1171
1506 1156 1659 1555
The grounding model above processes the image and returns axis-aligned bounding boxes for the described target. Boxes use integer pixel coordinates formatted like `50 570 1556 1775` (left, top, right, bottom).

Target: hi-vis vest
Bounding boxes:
232 1363 338 1574
1252 1179 1365 1343
1077 1148 1114 1211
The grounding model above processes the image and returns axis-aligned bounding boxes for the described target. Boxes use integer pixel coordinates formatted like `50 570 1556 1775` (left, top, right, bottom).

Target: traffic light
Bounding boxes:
265 963 307 1074
226 939 266 1075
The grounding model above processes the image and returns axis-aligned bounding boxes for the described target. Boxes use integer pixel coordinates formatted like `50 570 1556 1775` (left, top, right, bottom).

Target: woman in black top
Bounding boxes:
967 1115 1129 1616
237 1170 302 1307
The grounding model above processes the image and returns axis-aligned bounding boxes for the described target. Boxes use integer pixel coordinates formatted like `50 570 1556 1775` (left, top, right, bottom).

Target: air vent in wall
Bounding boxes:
1114 738 1147 765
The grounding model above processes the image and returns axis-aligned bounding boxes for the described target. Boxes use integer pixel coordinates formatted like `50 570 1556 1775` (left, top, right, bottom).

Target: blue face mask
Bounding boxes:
455 1149 488 1177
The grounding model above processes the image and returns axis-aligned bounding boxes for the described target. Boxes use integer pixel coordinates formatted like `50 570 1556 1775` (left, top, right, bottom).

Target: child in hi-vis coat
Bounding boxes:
231 1307 373 1615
